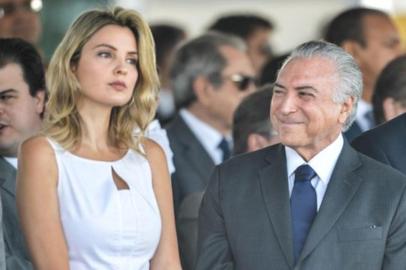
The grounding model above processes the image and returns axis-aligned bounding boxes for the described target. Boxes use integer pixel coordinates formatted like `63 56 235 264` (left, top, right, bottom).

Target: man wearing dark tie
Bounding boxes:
196 40 406 270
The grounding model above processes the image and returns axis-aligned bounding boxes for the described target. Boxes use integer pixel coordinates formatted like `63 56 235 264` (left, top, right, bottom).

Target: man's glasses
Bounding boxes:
224 74 257 91
0 0 42 18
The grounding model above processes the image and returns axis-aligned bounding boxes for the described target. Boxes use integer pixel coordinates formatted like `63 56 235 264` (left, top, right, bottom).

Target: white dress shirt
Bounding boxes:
132 119 175 174
285 134 344 211
144 119 175 173
355 99 374 131
180 109 232 165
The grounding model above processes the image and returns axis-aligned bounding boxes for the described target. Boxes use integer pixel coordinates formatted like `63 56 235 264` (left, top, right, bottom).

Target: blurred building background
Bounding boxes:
39 0 406 61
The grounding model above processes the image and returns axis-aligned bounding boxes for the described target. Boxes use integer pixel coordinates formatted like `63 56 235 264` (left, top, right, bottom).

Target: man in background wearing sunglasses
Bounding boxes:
166 31 256 270
0 0 42 45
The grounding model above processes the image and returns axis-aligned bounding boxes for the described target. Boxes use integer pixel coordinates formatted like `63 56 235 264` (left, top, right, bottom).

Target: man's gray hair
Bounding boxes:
278 40 362 131
170 31 246 109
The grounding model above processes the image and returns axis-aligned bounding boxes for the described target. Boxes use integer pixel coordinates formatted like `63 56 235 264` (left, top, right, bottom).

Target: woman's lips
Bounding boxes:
109 81 127 91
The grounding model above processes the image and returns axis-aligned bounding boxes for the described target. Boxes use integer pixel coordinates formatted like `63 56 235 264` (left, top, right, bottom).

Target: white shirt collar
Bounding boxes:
285 134 344 186
355 99 373 131
180 109 231 165
3 157 18 169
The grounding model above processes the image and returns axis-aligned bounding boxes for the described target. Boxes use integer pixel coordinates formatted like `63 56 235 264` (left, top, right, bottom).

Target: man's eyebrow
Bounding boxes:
273 83 286 89
273 83 318 93
0 89 17 95
295 86 318 93
92 43 138 55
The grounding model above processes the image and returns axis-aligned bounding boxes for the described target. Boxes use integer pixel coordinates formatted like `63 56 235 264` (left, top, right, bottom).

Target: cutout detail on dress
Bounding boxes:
111 167 130 190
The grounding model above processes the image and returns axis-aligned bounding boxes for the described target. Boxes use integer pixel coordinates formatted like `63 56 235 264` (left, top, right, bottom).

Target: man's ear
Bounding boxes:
193 75 213 106
34 90 46 115
338 96 355 125
341 40 363 64
247 133 271 153
383 97 397 122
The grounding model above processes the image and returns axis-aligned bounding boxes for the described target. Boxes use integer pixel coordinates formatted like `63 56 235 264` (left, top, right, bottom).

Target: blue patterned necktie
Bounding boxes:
218 138 231 162
290 164 317 263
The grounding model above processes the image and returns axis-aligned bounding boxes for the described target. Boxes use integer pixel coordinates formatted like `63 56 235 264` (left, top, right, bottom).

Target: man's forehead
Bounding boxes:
362 14 397 35
219 45 244 59
0 63 27 88
0 62 23 75
275 58 339 92
279 57 336 78
220 45 255 75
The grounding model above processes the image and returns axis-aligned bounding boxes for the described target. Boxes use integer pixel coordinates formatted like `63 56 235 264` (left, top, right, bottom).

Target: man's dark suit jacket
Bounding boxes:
352 113 406 175
344 121 363 142
196 141 406 270
0 181 5 269
0 157 33 269
166 115 215 270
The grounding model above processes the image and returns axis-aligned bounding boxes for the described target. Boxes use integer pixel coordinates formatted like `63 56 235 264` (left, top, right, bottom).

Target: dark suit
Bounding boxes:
343 121 363 142
196 141 406 270
166 115 215 270
0 158 32 269
352 113 406 175
0 183 5 270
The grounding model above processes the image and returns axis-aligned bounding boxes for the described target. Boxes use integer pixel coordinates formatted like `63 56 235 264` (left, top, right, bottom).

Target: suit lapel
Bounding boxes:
299 142 363 261
173 116 215 184
0 157 17 197
259 145 294 268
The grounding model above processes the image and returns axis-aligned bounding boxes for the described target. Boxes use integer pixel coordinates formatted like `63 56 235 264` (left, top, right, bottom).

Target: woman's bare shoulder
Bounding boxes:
142 137 165 161
19 135 56 163
142 137 169 184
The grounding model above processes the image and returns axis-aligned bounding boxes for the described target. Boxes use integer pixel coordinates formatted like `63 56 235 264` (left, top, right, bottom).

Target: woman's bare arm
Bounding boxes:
144 138 182 270
16 136 70 270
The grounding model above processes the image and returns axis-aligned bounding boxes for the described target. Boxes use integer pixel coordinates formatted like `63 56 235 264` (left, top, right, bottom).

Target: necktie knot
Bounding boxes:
295 164 316 183
218 138 231 161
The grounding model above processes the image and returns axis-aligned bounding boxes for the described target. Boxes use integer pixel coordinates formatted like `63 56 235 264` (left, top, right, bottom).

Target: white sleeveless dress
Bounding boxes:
47 139 162 270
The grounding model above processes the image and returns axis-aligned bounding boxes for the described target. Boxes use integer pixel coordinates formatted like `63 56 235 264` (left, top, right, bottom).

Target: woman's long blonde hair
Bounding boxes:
44 7 159 152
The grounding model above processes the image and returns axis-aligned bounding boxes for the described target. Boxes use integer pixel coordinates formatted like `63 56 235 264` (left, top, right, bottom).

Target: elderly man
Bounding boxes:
196 41 406 270
166 32 256 270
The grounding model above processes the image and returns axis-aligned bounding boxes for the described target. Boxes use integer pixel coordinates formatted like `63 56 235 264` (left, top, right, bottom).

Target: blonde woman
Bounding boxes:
16 7 181 270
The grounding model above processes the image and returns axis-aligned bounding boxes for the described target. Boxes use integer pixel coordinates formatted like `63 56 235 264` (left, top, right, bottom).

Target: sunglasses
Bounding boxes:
224 74 257 91
0 0 42 18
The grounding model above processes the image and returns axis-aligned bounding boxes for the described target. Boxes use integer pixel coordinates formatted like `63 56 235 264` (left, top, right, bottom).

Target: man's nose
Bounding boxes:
0 103 5 115
278 94 297 114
